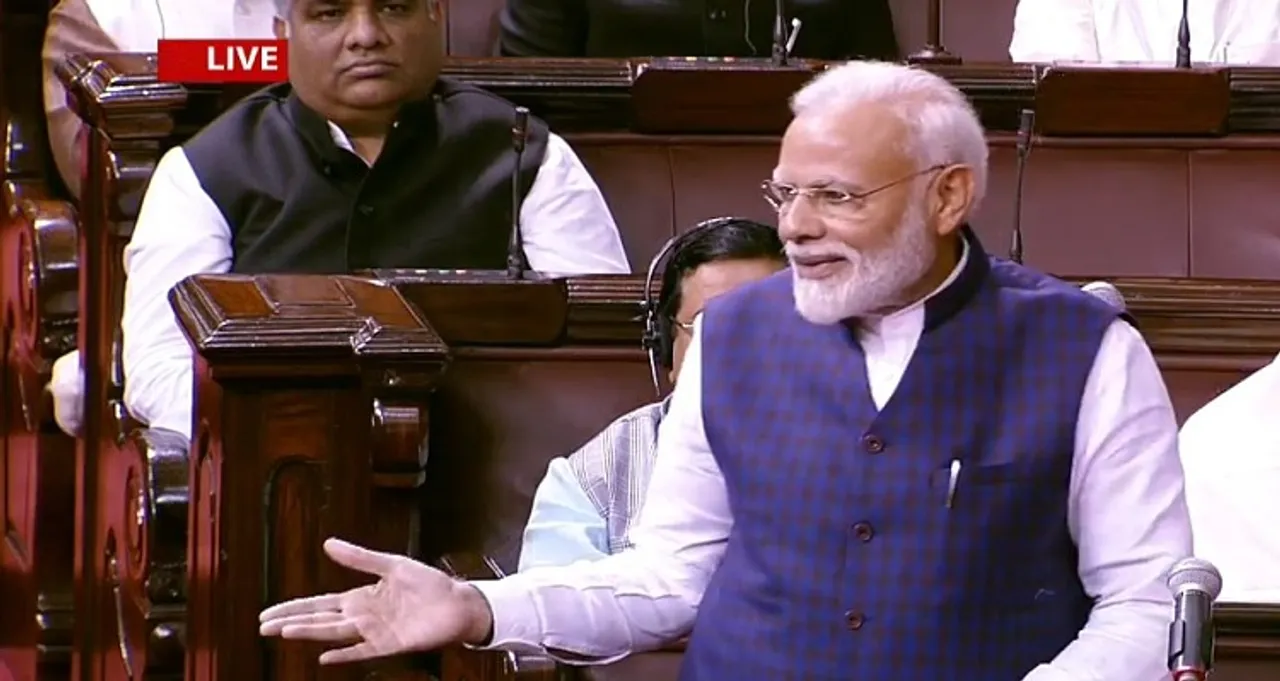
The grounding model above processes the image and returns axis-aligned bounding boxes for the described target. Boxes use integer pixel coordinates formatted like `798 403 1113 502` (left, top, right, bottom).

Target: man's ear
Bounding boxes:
272 17 288 39
427 0 442 22
929 165 975 237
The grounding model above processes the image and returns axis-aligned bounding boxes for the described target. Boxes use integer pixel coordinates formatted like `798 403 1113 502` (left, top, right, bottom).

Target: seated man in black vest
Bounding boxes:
47 0 630 441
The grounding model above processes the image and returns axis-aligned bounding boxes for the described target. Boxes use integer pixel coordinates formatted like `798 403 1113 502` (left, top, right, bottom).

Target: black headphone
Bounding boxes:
640 216 743 395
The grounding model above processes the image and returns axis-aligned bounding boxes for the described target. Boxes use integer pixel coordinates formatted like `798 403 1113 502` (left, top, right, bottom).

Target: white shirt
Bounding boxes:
1180 351 1280 603
43 0 278 437
50 126 628 439
1009 0 1280 64
85 0 276 50
474 255 1193 681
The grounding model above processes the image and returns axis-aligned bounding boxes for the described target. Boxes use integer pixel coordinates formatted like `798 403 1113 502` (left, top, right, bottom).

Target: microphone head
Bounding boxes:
1167 558 1224 601
1081 281 1127 312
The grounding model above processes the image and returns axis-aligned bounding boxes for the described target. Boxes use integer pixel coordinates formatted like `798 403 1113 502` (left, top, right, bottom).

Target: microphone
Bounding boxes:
1080 281 1125 310
1176 0 1192 68
1081 280 1141 329
1009 109 1035 264
507 107 530 280
771 0 790 66
1166 558 1223 681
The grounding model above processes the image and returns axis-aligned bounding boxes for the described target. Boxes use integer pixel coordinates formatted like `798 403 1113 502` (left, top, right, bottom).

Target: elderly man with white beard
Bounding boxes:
257 60 1192 681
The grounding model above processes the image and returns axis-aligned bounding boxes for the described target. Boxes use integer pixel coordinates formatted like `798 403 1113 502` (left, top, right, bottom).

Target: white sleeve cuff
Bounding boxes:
465 578 548 655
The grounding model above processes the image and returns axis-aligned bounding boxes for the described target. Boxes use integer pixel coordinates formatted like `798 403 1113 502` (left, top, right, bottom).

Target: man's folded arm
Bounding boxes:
472 317 730 663
1025 319 1192 681
517 458 612 571
122 147 234 440
1009 0 1101 62
520 133 631 275
43 0 120 198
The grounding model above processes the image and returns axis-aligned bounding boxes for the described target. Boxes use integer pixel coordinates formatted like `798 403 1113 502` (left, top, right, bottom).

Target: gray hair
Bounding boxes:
790 61 989 217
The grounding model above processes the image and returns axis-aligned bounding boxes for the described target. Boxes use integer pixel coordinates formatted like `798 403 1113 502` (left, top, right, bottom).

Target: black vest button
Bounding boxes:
844 611 865 630
357 204 374 216
852 522 874 542
861 433 884 453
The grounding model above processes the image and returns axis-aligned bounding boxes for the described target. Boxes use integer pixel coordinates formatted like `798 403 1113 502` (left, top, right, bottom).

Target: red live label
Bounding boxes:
156 39 287 84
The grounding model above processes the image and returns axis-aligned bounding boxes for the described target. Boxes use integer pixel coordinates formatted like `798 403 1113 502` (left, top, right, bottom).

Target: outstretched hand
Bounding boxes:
258 538 493 665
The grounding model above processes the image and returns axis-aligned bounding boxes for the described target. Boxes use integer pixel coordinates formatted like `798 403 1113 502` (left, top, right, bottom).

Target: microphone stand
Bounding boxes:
1175 0 1192 68
1009 109 1035 264
771 0 789 66
907 0 960 65
506 107 529 280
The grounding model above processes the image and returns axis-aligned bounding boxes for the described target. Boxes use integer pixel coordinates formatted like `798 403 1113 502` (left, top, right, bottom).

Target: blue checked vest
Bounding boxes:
682 229 1118 681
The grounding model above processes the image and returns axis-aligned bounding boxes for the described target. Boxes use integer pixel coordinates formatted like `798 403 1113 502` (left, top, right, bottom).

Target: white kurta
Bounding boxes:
1010 0 1280 65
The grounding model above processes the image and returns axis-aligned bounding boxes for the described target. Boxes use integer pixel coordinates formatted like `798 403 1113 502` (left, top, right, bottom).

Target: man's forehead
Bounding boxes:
775 104 911 182
298 0 422 7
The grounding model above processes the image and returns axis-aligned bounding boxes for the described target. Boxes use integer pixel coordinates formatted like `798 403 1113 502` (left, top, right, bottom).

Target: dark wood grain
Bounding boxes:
58 54 1280 135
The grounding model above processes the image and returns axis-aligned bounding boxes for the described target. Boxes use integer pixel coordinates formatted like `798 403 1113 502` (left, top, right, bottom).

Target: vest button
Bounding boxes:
844 610 865 630
861 433 884 453
852 522 874 542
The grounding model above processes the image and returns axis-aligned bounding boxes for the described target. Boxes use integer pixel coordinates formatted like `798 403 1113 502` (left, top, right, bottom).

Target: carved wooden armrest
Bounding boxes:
123 424 191 603
437 552 559 681
1 186 79 434
4 186 79 359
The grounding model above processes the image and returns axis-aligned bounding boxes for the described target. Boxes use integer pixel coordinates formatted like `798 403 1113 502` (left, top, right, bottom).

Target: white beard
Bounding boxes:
788 205 936 325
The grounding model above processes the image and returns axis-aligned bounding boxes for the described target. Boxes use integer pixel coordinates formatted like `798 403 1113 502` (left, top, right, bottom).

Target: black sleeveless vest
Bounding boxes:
183 79 550 274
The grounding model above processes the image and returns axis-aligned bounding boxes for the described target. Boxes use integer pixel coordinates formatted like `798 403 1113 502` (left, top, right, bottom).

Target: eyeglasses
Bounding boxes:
670 310 702 336
761 164 950 213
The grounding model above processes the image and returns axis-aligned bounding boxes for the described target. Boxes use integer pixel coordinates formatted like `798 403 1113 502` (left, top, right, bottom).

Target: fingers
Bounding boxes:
324 538 400 578
259 611 345 636
279 619 361 644
259 593 343 624
318 641 383 666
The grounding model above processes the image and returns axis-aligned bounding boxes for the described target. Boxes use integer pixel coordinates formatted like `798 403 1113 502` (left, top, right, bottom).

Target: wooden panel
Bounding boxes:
1189 146 1280 278
982 140 1191 277
667 140 779 231
573 139 675 271
889 0 1018 63
1163 368 1257 423
443 0 503 57
426 352 653 571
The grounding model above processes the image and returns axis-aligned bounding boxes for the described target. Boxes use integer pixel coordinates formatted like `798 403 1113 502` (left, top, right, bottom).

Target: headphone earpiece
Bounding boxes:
640 216 740 395
653 313 675 370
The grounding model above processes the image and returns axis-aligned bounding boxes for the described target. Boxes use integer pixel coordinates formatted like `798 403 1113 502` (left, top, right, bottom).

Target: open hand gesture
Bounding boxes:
258 538 491 664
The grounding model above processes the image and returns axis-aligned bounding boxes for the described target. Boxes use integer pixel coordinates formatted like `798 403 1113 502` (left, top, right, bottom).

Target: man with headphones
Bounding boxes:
517 217 785 571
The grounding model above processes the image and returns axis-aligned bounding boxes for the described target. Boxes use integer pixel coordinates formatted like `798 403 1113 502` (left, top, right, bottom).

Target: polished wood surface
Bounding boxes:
47 53 1280 135
1 3 79 681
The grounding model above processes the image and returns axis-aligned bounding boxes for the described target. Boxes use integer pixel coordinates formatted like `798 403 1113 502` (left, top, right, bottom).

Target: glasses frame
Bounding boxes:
762 164 951 212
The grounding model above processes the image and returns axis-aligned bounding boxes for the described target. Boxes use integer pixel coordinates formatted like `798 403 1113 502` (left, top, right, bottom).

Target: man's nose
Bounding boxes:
778 200 824 243
345 10 389 49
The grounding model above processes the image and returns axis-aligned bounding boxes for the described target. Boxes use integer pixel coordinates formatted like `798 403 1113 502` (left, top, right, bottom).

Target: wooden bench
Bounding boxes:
0 3 80 681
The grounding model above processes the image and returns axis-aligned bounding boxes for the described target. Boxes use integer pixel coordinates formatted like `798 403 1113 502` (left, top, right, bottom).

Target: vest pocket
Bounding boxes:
928 461 1063 609
928 460 1038 507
